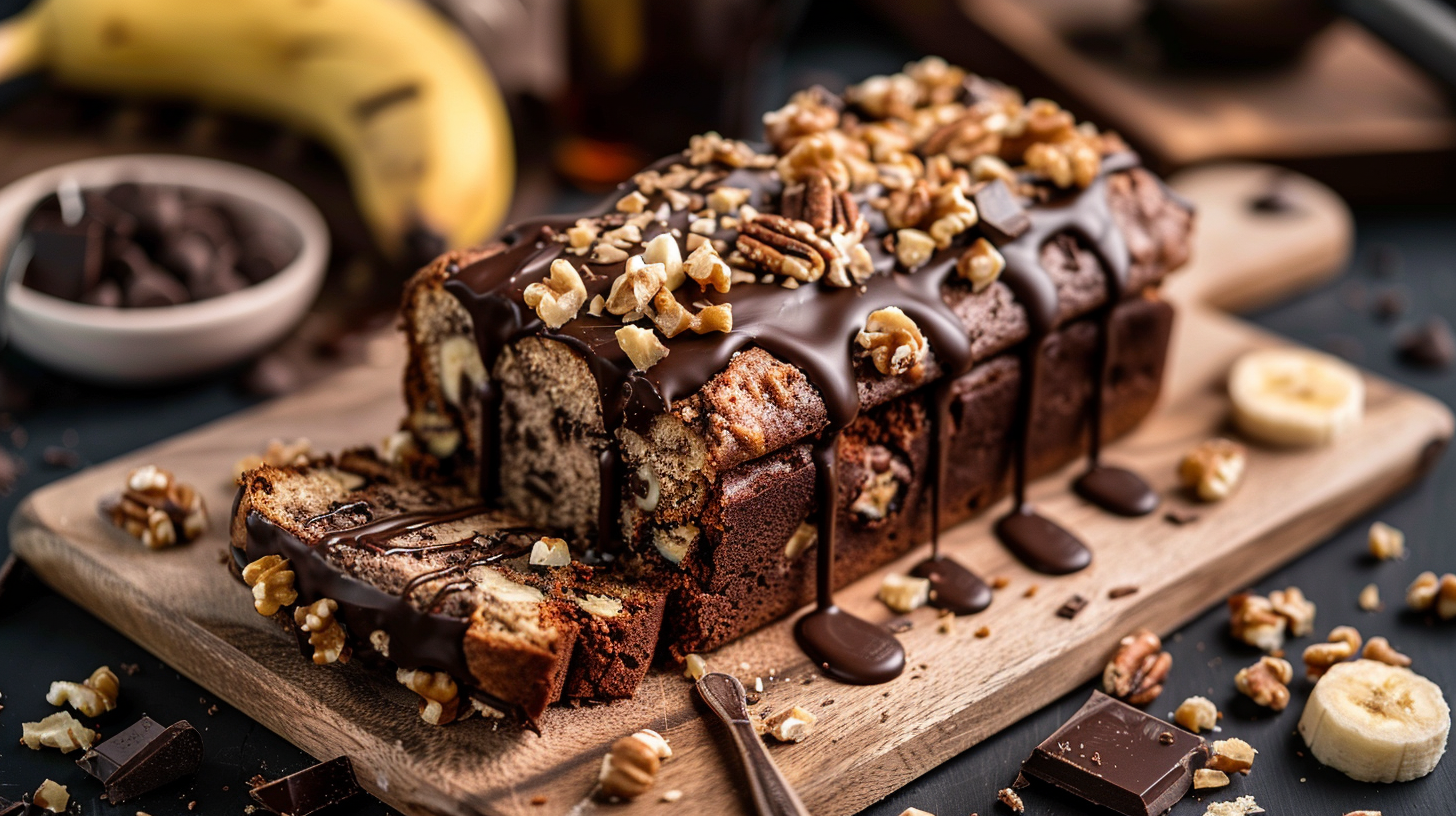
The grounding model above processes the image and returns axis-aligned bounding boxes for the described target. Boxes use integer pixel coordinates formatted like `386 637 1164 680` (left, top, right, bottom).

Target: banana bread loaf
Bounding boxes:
395 59 1191 660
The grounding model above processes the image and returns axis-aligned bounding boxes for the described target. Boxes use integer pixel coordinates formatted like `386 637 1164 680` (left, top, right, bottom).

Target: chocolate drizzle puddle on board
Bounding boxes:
445 148 1160 683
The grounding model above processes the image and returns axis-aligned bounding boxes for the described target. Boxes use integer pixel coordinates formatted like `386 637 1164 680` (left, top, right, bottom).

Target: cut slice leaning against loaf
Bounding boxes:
229 449 668 722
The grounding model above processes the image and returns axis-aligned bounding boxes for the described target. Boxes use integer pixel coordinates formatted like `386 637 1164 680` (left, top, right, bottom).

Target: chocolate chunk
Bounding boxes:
1056 594 1089 619
126 265 191 308
76 716 204 803
973 180 1031 243
22 215 105 301
1398 316 1456 370
1108 585 1139 599
1020 691 1206 816
249 756 362 816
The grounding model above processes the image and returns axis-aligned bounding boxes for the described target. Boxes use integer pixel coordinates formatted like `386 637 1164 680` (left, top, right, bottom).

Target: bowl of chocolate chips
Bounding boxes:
0 154 328 383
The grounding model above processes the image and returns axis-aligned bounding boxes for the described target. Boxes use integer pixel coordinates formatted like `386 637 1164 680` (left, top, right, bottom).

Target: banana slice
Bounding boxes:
1229 348 1364 446
1298 659 1449 782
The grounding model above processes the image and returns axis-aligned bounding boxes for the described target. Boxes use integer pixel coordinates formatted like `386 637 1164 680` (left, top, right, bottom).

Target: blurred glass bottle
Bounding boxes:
557 0 807 189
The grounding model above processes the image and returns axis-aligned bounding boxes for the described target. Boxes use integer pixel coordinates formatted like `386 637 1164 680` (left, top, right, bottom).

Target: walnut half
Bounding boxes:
857 307 927 377
397 667 460 725
21 711 98 753
46 666 120 717
241 554 298 616
294 598 348 665
599 729 673 800
1235 656 1293 710
1102 628 1171 705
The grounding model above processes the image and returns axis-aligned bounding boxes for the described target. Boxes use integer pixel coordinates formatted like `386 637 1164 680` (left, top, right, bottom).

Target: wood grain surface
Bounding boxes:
9 165 1450 816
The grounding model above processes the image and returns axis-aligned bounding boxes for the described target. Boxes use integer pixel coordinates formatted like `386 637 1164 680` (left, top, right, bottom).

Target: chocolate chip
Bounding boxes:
973 179 1031 243
1056 594 1089 619
1164 508 1200 525
1108 585 1139 599
1398 316 1456 370
23 215 105 300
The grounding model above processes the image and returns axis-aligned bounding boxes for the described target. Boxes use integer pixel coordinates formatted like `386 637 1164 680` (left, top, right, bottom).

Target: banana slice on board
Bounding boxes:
1298 659 1450 783
1229 348 1364 446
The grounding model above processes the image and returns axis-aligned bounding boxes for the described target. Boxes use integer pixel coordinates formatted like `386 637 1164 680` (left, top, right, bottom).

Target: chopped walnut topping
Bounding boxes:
397 667 459 725
617 326 670 371
857 307 927 377
1362 636 1412 667
241 554 297 616
616 190 649 213
762 86 842 151
686 131 772 169
642 233 685 290
1368 521 1405 560
707 186 751 215
1228 592 1287 652
684 242 733 293
764 705 818 743
971 154 1018 186
846 71 922 121
1178 438 1246 502
1303 625 1362 679
46 666 119 717
21 711 97 753
1268 586 1316 637
1235 656 1293 710
294 598 347 665
651 290 732 338
606 256 667 316
599 729 672 800
523 259 588 329
1207 737 1258 774
601 223 643 249
927 185 978 248
590 243 630 264
956 237 1005 293
1102 628 1171 705
565 219 599 253
777 131 873 191
895 228 937 270
1174 696 1219 733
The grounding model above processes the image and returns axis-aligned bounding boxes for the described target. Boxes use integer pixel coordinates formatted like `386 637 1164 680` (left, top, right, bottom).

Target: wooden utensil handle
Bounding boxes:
725 719 812 816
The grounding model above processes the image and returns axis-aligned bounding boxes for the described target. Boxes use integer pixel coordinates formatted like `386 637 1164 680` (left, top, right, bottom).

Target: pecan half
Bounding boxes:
1102 628 1171 705
736 214 841 282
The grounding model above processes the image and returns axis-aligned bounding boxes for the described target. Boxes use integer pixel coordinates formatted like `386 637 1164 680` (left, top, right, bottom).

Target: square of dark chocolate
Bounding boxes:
1020 691 1206 816
22 214 104 301
250 756 362 816
76 716 204 803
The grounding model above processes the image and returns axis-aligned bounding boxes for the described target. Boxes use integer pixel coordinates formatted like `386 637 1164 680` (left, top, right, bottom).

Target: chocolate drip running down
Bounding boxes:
445 148 1157 683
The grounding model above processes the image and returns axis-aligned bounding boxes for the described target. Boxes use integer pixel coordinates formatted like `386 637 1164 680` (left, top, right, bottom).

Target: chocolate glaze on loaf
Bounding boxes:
397 60 1193 685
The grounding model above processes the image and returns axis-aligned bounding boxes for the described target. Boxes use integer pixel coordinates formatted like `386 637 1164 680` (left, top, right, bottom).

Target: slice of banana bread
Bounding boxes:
395 59 1193 661
229 450 667 721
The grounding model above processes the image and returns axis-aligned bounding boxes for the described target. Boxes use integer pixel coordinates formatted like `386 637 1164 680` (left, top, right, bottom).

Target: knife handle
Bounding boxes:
723 718 812 816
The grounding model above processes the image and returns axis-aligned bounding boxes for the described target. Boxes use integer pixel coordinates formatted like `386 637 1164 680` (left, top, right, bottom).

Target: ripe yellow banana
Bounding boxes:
0 0 514 259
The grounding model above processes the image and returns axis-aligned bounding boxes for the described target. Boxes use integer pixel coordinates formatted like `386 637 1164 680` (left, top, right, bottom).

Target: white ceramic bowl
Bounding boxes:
1 154 329 384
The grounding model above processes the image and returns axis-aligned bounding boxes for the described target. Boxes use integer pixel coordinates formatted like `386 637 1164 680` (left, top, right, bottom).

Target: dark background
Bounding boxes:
3 2 1455 814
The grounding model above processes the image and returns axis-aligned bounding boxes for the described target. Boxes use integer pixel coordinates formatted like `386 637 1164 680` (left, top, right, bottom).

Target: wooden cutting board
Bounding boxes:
10 164 1450 816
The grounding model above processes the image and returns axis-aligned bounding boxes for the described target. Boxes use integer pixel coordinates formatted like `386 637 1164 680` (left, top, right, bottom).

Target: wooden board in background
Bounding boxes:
10 165 1449 816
